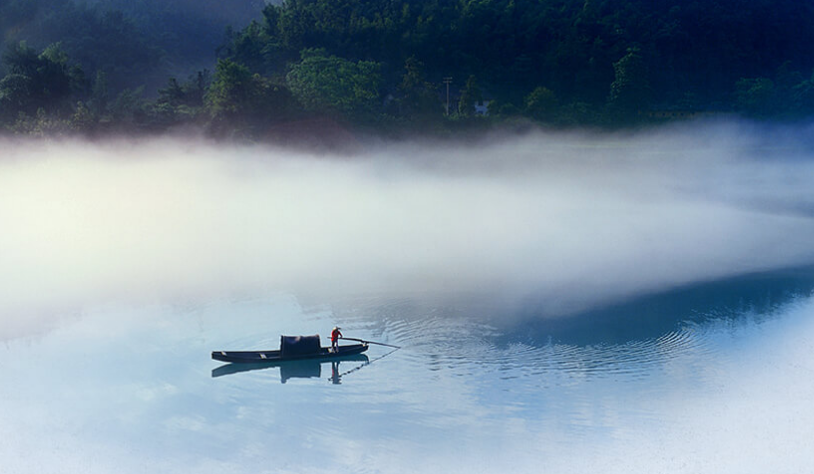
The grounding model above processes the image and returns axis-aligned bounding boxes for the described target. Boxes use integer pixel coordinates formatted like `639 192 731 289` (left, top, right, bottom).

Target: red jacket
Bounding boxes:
331 328 342 341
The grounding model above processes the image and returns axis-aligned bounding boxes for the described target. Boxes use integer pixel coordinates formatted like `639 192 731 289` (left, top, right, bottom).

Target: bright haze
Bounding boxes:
2 120 814 338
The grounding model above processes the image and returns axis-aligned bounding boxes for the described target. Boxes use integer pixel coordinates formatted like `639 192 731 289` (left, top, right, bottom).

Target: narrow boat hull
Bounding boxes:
211 353 370 378
211 343 368 363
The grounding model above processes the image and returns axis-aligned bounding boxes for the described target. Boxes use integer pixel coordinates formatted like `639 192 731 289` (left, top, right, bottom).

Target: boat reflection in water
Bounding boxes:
212 354 370 383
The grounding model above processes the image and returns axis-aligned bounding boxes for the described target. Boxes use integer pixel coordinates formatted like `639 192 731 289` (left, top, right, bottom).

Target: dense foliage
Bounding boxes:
2 0 814 139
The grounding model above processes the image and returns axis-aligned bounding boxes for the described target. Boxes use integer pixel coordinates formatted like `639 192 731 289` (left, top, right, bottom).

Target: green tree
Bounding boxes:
790 72 814 118
0 74 33 120
222 21 275 75
457 75 481 117
205 58 296 135
206 59 260 118
158 71 210 110
3 41 41 77
608 47 651 120
0 42 84 122
108 86 146 126
11 108 71 136
89 70 109 119
141 71 211 130
395 56 441 121
286 48 381 120
734 77 776 118
524 86 559 123
71 101 96 132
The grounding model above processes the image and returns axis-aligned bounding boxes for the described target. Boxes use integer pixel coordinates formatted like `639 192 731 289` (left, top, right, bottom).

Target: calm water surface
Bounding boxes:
3 268 814 474
4 126 814 474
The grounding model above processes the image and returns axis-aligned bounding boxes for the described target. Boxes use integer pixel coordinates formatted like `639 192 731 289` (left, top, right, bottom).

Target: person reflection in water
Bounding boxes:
331 361 341 384
331 326 342 352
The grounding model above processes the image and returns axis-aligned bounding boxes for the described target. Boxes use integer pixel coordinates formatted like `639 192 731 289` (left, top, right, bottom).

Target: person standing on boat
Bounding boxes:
330 326 343 352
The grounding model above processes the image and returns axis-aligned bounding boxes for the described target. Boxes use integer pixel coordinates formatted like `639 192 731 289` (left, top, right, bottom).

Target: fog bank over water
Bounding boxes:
3 121 814 337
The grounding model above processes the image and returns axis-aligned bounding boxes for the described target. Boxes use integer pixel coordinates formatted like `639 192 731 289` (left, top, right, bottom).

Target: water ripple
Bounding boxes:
359 307 729 391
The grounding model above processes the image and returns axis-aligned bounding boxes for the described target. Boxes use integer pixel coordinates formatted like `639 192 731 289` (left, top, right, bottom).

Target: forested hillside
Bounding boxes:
2 0 814 139
0 0 264 90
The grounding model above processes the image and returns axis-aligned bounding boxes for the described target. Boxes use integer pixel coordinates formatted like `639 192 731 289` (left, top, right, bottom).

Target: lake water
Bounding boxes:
2 268 814 474
3 126 814 473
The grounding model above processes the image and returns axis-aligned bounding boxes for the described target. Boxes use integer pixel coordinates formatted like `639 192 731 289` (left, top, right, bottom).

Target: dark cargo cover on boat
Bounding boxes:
280 335 321 357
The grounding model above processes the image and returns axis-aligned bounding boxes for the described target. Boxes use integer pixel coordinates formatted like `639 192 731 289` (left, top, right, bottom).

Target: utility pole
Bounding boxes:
443 77 452 116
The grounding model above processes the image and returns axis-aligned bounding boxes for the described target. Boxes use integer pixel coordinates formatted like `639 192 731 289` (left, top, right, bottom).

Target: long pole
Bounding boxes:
341 337 401 349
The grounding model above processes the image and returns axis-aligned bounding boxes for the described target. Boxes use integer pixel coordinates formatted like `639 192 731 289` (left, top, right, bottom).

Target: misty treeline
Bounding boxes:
2 0 814 140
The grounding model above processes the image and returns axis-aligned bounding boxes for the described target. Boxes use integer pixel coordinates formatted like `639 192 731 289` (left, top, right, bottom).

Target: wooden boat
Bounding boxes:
211 344 369 363
211 335 369 364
